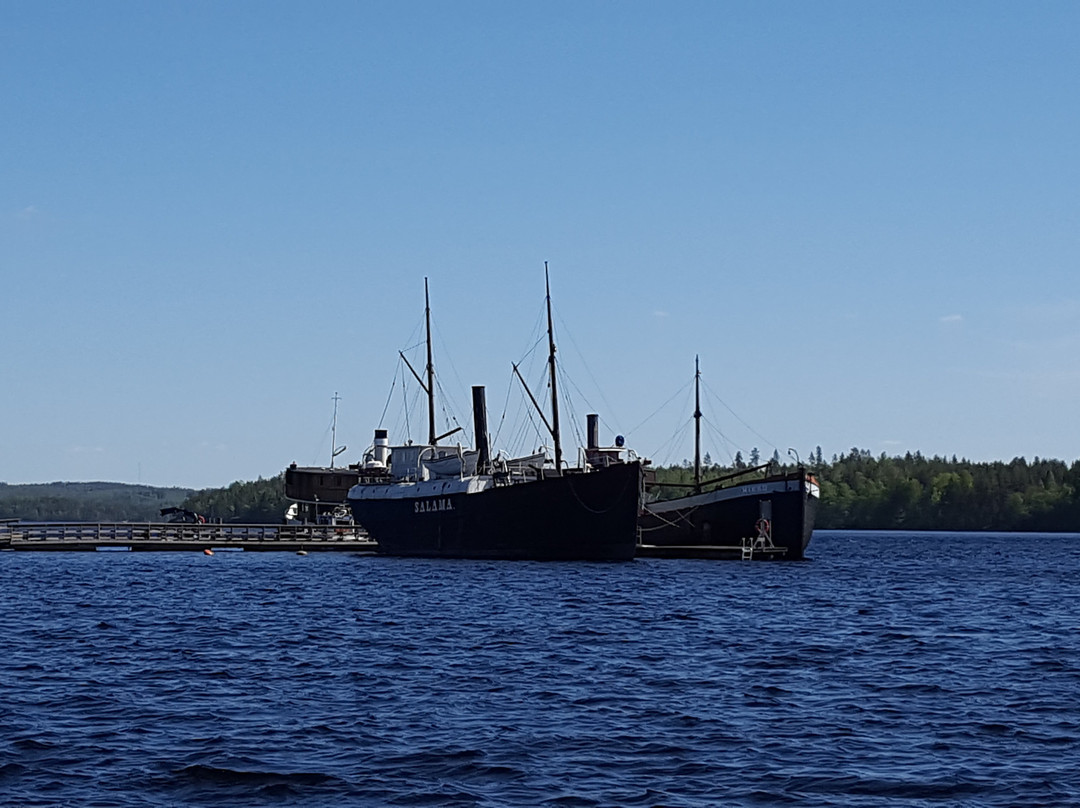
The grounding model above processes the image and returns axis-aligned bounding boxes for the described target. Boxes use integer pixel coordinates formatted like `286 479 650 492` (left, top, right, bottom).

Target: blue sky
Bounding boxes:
3 1 1078 489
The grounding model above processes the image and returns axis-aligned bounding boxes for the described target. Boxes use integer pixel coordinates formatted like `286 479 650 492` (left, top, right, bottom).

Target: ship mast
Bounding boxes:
330 391 347 468
398 279 461 446
545 262 563 472
693 356 701 492
425 277 436 446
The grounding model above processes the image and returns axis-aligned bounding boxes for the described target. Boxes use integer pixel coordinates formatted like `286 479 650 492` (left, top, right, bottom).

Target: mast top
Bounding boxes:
544 262 563 472
424 276 436 446
693 356 702 491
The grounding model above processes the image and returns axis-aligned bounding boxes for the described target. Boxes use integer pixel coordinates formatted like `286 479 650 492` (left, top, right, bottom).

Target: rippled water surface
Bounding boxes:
2 531 1079 806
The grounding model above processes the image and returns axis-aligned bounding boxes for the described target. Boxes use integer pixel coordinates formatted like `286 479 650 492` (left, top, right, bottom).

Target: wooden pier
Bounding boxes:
0 521 378 553
1 521 789 559
636 543 790 560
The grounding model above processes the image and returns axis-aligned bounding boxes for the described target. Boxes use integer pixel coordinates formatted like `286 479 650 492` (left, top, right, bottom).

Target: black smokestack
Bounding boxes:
587 413 600 451
472 386 491 474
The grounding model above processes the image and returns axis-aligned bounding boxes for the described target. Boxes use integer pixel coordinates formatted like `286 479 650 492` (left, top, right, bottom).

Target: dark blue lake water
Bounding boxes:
2 531 1079 807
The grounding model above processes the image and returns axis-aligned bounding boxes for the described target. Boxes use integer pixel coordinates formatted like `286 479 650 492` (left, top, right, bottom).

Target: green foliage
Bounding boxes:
650 449 1080 531
815 450 1080 530
8 450 1080 530
180 475 289 523
0 482 193 521
0 476 289 524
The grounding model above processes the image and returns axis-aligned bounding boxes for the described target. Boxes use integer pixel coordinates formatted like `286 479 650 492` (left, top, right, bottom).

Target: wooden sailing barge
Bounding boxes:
637 358 818 560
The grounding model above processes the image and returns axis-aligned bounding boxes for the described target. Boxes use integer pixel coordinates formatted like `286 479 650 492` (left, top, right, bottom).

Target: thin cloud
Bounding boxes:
939 314 963 324
653 310 669 318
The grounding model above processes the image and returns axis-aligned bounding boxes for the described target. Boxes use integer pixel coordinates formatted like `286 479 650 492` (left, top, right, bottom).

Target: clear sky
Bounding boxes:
4 1 1079 489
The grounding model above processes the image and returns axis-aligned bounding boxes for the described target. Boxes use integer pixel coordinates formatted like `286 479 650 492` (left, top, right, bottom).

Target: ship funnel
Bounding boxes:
587 413 600 451
373 429 390 465
472 386 491 475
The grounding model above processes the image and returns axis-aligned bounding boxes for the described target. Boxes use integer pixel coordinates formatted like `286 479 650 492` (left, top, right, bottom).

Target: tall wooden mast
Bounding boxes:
545 263 563 472
330 391 347 468
424 277 436 446
693 356 702 492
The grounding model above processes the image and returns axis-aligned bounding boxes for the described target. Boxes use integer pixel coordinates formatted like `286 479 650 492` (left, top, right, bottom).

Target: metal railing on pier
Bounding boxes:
0 521 377 552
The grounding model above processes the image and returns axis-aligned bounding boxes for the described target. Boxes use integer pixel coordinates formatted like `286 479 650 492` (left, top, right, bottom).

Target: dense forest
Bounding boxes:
653 448 1080 532
4 448 1080 530
180 476 289 524
0 482 192 522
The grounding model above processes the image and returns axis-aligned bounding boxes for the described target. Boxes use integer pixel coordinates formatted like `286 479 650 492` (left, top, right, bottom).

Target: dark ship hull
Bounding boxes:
349 461 642 561
638 470 818 560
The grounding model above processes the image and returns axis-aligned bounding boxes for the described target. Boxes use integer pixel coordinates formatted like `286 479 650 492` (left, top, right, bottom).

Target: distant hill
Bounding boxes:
0 481 195 522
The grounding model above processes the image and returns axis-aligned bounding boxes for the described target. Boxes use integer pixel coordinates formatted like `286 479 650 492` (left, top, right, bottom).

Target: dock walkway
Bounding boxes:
1 522 788 559
0 521 378 553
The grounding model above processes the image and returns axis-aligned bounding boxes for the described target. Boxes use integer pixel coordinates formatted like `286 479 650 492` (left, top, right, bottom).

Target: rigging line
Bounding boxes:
700 377 776 450
650 419 694 467
559 368 592 456
399 309 427 357
306 393 342 465
648 379 697 464
699 415 740 465
309 421 333 467
430 317 471 425
517 303 550 381
407 385 428 442
559 367 598 418
515 332 548 368
556 365 625 451
699 412 740 452
434 376 466 430
376 364 400 431
562 390 585 456
491 368 517 449
552 305 623 429
400 365 414 445
511 387 540 456
511 365 549 454
512 302 549 366
518 391 545 452
625 378 695 436
436 398 467 446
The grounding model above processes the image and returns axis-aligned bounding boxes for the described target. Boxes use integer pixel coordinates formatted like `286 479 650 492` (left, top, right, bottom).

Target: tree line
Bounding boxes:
180 476 289 523
5 448 1080 530
813 448 1080 531
651 447 1080 531
0 482 192 522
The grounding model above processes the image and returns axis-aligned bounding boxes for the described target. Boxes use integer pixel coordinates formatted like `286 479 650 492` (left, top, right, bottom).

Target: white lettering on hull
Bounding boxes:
414 497 455 514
